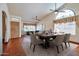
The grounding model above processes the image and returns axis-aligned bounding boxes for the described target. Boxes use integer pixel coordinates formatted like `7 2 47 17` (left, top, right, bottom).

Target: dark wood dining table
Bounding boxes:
38 34 57 49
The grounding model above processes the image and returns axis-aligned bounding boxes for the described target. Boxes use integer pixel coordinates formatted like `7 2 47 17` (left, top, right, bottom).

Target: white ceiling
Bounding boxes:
7 3 64 23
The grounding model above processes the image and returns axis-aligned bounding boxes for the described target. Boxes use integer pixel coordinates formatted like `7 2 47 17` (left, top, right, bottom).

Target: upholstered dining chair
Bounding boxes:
63 34 71 48
50 35 65 53
30 33 43 52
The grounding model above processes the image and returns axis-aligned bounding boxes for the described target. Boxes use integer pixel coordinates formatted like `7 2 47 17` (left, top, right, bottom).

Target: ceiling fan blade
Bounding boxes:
49 9 56 13
56 10 65 13
32 18 35 19
50 3 58 13
57 4 65 11
36 16 37 19
35 16 40 21
50 9 54 11
59 10 65 12
37 19 40 21
49 3 57 12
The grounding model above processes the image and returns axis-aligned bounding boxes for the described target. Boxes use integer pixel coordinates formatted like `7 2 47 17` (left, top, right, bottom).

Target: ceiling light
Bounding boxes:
55 12 58 14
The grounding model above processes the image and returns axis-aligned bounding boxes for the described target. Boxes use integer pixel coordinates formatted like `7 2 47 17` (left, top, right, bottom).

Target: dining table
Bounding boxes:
38 34 57 49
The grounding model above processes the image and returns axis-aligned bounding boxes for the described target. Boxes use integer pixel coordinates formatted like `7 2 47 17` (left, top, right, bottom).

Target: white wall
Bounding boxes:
0 3 10 54
0 5 2 55
21 21 26 36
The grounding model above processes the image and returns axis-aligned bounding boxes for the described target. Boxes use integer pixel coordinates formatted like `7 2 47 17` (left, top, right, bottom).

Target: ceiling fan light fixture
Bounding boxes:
55 11 58 14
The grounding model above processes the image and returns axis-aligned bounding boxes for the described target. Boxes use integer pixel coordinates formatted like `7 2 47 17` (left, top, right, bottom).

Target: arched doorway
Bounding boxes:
2 11 7 43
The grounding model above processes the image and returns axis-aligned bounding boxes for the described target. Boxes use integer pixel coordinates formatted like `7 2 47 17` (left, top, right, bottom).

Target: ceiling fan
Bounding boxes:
50 3 65 14
32 16 40 21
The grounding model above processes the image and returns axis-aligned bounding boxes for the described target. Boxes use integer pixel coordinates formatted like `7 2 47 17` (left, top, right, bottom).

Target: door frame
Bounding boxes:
2 11 7 43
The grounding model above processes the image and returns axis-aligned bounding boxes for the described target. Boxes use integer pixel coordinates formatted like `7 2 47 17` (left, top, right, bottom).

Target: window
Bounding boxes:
54 21 76 35
36 24 44 31
24 25 35 32
56 10 75 19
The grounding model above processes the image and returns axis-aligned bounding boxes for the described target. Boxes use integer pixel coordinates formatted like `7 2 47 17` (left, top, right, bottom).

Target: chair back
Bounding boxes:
30 33 38 45
64 34 70 42
52 35 65 46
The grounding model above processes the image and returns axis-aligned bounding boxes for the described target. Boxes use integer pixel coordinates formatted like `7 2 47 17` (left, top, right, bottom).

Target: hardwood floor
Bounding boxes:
3 38 26 56
3 35 79 56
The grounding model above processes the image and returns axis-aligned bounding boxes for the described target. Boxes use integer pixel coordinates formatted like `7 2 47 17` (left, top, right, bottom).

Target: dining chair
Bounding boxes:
30 33 43 52
50 35 65 53
63 34 71 48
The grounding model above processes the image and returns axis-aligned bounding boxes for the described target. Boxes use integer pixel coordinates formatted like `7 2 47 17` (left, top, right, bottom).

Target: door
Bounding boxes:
11 21 20 38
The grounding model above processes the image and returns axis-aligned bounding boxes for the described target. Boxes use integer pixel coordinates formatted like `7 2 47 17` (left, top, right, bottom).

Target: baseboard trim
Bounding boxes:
1 53 9 56
3 42 8 44
10 37 21 40
70 41 79 45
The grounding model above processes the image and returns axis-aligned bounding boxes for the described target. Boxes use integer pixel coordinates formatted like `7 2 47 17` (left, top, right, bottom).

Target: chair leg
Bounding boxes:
30 43 32 48
61 44 64 51
33 45 35 52
64 42 67 48
56 46 59 53
68 42 70 47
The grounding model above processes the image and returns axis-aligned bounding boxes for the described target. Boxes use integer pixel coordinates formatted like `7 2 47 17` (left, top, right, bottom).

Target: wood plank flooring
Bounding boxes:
3 35 79 56
3 38 26 56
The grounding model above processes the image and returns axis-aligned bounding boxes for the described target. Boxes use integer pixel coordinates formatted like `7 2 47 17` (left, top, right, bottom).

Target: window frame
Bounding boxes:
23 25 35 32
56 9 75 19
54 21 76 35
